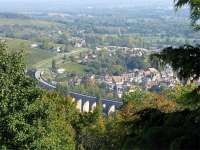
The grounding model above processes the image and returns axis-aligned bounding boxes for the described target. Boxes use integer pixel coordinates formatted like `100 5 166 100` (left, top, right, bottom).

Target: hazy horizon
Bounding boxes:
0 0 174 13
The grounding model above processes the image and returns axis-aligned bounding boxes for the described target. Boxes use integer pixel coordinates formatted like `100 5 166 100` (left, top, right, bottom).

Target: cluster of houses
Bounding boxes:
34 41 199 98
70 37 86 48
68 74 96 86
96 46 149 57
103 66 179 98
75 52 97 64
30 37 86 53
74 46 149 65
64 65 180 98
30 43 63 52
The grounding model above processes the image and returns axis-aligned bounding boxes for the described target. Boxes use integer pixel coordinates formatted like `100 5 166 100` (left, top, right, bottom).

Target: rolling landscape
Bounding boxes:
0 0 199 149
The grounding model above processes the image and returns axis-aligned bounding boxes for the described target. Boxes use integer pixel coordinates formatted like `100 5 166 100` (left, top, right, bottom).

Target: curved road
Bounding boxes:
35 70 56 89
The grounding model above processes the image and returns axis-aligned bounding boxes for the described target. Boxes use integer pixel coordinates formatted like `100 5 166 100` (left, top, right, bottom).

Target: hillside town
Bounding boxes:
102 65 179 98
41 44 194 99
96 46 150 56
65 65 180 98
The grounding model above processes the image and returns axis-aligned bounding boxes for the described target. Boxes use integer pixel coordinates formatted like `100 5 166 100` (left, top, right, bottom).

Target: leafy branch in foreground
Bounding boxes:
150 45 200 84
0 41 77 149
174 0 200 29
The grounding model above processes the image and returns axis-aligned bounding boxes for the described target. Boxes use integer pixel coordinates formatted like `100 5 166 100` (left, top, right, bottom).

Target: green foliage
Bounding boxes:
0 41 39 149
1 1 200 149
0 42 76 149
51 59 57 72
119 108 200 150
3 38 55 68
61 63 86 73
102 87 200 150
32 93 76 150
68 80 106 98
123 90 177 112
40 39 54 50
85 49 147 75
122 89 146 103
151 45 200 83
74 106 107 150
164 84 200 109
175 0 200 29
0 40 200 150
126 56 148 70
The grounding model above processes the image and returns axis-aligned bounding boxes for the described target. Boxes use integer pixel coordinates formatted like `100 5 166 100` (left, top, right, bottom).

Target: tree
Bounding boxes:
69 55 75 62
151 1 200 87
0 41 41 149
64 43 73 53
174 0 200 29
0 42 77 149
41 39 53 50
33 92 77 149
151 45 200 84
52 59 57 72
73 105 105 150
63 54 67 61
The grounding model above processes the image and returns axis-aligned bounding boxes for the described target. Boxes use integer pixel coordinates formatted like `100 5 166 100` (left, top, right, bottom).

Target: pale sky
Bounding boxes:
0 0 172 6
0 0 174 12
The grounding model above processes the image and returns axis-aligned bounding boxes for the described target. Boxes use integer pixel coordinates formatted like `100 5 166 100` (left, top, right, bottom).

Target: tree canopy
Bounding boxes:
151 0 200 86
175 0 200 29
151 45 200 83
0 41 76 149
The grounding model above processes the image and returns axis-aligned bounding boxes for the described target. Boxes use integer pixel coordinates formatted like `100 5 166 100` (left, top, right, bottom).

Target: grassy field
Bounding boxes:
0 18 57 27
33 47 90 69
0 16 91 70
4 38 32 52
25 49 55 68
1 37 91 70
2 38 55 67
60 62 86 73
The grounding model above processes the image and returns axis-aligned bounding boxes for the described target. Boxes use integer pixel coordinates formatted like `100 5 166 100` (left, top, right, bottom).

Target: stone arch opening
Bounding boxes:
108 105 115 115
102 103 106 109
83 101 90 112
76 99 82 112
91 102 97 112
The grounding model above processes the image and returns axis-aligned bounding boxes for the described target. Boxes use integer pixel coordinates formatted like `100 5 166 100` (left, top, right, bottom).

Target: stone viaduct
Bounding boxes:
35 70 123 115
70 92 123 115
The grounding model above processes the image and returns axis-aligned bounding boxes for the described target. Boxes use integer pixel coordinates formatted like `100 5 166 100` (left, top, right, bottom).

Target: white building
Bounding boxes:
30 44 38 48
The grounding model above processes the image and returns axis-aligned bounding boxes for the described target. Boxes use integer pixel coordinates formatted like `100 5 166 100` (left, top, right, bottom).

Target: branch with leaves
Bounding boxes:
174 0 200 29
150 45 200 84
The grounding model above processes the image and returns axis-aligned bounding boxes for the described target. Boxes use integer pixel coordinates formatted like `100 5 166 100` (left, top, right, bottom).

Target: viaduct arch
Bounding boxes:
35 70 123 115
